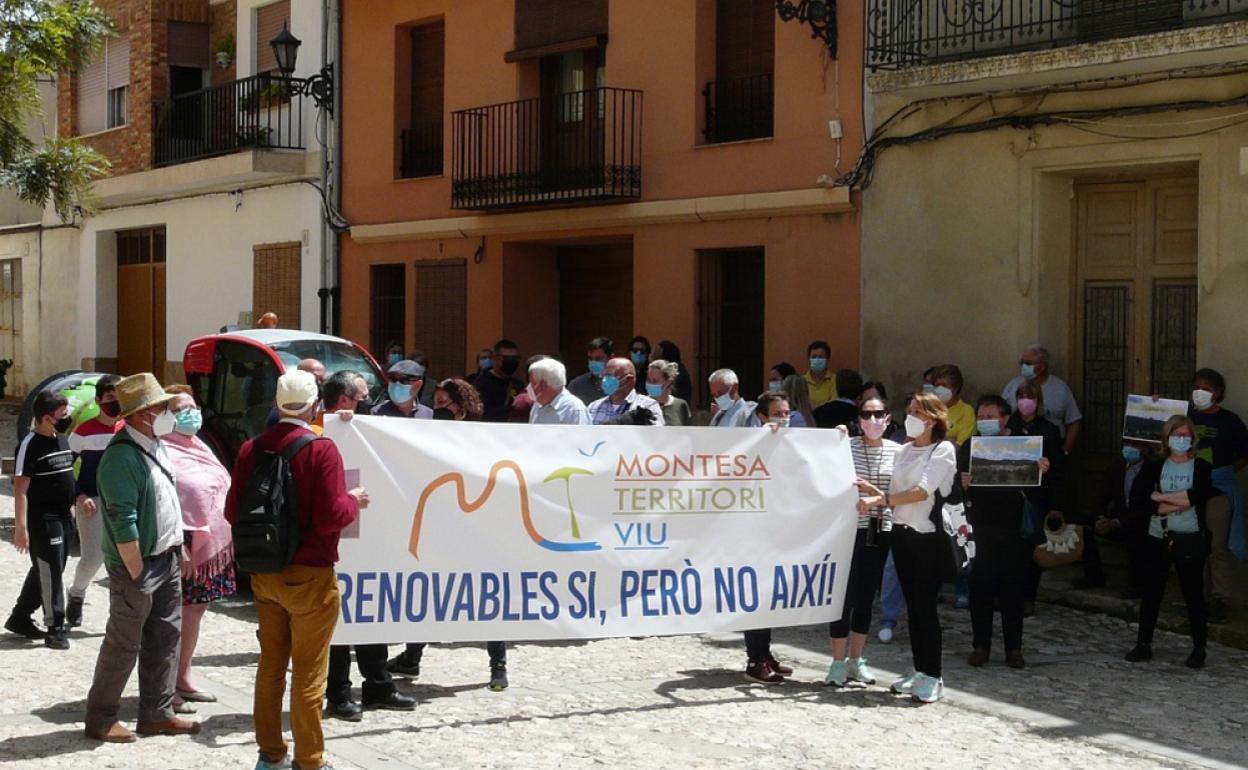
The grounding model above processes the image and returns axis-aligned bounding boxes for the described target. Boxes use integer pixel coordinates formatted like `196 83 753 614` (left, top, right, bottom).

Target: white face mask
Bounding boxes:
526 383 537 402
1192 389 1215 411
933 385 954 404
904 414 928 439
152 409 176 437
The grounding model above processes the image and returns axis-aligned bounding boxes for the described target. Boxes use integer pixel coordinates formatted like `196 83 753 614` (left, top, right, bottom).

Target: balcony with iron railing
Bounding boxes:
153 73 307 167
867 0 1248 70
451 87 642 210
702 73 774 144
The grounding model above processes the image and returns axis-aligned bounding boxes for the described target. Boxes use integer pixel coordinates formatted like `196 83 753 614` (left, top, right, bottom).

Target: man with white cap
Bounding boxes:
225 369 369 770
371 359 433 419
85 373 199 743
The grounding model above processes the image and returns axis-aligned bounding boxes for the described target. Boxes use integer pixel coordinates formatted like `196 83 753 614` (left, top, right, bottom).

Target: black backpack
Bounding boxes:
232 434 320 574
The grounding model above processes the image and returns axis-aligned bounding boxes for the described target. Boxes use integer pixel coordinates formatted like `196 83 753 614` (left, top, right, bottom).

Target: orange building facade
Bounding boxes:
339 0 863 403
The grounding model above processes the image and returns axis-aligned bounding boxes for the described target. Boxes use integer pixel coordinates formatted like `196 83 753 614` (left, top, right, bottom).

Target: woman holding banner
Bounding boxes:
824 394 899 688
739 391 797 684
857 392 956 703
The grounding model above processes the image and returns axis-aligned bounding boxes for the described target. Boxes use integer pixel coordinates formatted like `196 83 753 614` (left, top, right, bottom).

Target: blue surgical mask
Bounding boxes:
1168 435 1193 455
601 375 620 397
387 353 402 365
1021 363 1037 381
977 419 1002 437
715 393 735 412
922 383 937 394
173 408 202 436
630 351 647 365
588 360 606 377
645 382 663 398
388 382 413 404
809 357 828 374
933 386 954 404
479 357 492 371
768 380 782 392
1121 446 1142 464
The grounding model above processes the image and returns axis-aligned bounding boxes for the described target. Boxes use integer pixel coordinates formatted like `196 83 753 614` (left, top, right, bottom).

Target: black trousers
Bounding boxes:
969 529 1026 652
402 641 507 666
1136 535 1207 650
13 518 72 631
326 644 395 704
743 629 772 662
829 528 890 638
892 526 943 678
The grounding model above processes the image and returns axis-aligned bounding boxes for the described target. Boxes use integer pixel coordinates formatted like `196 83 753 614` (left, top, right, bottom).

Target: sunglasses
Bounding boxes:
860 410 888 420
387 375 419 385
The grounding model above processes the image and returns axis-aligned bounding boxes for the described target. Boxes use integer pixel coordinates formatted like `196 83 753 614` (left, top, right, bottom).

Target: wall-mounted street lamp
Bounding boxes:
270 22 335 114
775 0 837 58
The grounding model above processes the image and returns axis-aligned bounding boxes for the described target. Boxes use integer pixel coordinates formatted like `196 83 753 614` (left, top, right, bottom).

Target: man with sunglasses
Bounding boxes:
475 339 525 423
372 360 433 420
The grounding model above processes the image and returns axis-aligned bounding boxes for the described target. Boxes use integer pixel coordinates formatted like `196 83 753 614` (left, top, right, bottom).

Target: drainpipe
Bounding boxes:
317 0 332 334
330 0 343 336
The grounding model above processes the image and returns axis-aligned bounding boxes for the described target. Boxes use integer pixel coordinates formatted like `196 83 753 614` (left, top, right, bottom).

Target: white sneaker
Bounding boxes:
255 755 292 770
890 671 917 694
911 674 944 704
847 657 877 685
878 625 895 644
823 659 848 687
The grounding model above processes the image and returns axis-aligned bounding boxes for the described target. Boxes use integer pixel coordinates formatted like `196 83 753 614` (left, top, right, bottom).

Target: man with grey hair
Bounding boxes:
529 358 590 425
587 358 665 426
708 369 759 428
1000 344 1083 453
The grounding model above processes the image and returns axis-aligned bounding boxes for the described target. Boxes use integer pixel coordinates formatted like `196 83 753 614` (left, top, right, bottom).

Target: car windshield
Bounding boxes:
268 339 384 399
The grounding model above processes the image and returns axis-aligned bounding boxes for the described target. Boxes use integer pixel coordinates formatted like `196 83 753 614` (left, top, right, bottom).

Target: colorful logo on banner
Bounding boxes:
408 459 603 559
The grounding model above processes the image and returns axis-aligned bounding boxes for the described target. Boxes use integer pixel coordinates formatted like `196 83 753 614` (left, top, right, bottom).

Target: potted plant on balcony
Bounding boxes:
214 33 234 69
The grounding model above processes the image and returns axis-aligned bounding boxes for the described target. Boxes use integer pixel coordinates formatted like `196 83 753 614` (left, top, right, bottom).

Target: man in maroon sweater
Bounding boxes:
225 370 368 770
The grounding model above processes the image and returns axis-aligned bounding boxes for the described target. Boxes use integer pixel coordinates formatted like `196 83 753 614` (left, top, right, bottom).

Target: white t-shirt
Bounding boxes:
1001 374 1083 436
889 441 957 534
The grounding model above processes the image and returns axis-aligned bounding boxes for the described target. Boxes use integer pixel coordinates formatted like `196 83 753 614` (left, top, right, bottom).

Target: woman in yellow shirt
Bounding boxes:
934 364 975 447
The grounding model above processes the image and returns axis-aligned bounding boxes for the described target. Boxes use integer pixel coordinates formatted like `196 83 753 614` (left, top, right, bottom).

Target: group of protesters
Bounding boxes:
5 331 1244 769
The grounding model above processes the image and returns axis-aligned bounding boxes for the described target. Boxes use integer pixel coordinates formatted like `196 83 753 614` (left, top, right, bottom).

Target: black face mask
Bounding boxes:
54 415 73 434
432 407 455 421
500 359 520 376
354 398 373 415
99 400 122 418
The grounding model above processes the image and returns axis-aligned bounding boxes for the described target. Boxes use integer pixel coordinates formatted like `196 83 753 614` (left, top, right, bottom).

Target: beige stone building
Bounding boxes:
860 4 1248 459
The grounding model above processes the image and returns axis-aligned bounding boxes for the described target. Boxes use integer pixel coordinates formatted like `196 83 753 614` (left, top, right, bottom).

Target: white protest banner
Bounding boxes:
324 416 858 644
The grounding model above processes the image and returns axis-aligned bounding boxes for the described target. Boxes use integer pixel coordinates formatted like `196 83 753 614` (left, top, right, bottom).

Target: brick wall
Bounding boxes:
210 0 238 85
58 0 231 178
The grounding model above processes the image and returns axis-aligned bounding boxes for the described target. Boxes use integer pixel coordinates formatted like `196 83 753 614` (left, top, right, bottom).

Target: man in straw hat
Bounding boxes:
85 373 200 742
226 369 368 770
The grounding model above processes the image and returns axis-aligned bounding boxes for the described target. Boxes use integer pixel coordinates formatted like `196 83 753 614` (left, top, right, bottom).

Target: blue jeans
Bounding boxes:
880 551 906 626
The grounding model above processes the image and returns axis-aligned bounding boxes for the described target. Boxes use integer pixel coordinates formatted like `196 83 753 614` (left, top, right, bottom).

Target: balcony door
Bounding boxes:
1075 176 1198 455
540 47 605 194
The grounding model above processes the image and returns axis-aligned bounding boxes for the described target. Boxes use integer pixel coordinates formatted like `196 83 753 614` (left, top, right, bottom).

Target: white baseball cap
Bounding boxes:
276 369 319 416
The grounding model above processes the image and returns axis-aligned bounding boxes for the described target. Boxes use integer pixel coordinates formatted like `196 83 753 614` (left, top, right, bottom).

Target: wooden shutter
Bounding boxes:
253 242 301 329
410 22 445 126
716 0 775 80
514 0 607 52
107 35 130 86
76 50 107 134
255 0 291 74
370 264 406 360
168 21 209 68
413 261 466 379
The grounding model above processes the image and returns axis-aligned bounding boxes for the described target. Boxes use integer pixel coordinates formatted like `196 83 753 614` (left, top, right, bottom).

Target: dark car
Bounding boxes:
183 329 385 468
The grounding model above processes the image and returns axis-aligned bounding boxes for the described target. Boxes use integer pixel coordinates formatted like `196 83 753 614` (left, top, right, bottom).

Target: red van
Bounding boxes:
183 329 385 467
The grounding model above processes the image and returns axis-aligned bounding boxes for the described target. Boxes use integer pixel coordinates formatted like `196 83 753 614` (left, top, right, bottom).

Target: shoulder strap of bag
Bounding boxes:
111 433 176 485
278 433 321 462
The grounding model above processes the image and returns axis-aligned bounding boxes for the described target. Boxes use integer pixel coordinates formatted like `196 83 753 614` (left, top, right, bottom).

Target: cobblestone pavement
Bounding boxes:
0 406 1245 769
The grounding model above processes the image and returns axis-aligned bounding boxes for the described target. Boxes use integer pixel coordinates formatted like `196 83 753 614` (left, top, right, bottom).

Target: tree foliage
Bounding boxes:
0 0 114 219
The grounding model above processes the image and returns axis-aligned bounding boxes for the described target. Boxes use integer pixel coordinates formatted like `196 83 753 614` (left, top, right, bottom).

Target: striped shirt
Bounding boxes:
15 431 77 518
851 436 900 530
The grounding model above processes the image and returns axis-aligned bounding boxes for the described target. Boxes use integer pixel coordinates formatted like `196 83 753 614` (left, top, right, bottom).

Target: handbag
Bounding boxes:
1165 531 1206 561
929 457 975 580
1033 512 1084 569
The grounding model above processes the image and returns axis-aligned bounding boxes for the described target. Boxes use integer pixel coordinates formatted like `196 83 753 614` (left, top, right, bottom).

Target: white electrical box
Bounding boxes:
828 120 843 139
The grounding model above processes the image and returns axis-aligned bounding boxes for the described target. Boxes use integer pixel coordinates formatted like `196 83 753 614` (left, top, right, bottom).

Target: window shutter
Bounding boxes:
253 242 302 329
255 0 291 74
715 0 775 80
514 0 607 52
76 51 106 134
413 261 467 378
168 21 209 69
107 35 130 87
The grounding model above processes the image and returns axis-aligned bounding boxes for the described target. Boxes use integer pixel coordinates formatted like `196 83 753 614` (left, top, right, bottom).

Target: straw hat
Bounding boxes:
116 373 177 418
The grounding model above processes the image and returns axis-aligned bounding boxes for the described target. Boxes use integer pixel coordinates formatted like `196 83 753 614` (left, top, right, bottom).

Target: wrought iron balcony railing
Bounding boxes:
451 87 642 210
399 122 444 178
154 73 306 167
867 0 1248 70
703 73 774 144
